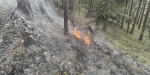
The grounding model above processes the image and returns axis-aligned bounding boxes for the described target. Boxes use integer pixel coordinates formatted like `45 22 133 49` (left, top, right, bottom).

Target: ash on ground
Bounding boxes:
0 1 150 75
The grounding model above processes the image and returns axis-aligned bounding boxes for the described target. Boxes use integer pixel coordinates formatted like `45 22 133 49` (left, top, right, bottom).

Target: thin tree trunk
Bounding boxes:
130 0 142 34
102 15 109 31
126 0 131 15
137 3 144 25
138 0 147 30
139 0 150 41
63 0 69 35
96 16 101 27
120 0 128 29
126 0 134 34
96 11 101 27
149 27 150 38
148 21 150 38
132 2 138 18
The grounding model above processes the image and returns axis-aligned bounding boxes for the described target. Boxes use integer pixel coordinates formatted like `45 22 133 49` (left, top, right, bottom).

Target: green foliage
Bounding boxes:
79 0 126 21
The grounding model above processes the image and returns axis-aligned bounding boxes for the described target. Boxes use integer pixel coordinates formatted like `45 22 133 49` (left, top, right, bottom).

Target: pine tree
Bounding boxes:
139 0 150 41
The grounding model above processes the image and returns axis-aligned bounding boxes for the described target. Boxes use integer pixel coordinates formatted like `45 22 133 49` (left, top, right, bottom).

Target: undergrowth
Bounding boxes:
98 22 150 66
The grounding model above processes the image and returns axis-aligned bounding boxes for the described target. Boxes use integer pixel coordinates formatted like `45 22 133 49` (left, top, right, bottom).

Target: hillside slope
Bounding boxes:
0 0 150 75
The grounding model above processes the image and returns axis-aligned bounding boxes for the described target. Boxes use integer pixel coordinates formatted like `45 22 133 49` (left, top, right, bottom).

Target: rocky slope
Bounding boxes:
0 0 150 75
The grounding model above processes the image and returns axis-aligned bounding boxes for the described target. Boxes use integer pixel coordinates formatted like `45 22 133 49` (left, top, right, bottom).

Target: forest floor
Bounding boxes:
99 22 150 66
1 1 150 74
73 10 150 66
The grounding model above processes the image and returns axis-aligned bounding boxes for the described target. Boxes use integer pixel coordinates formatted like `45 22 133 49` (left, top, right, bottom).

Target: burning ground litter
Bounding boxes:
72 30 90 45
0 0 150 75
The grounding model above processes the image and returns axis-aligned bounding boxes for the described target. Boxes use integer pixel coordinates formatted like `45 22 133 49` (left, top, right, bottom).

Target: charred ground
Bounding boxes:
0 0 150 75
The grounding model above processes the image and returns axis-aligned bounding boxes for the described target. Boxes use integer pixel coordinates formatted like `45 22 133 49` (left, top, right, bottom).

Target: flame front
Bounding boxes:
72 30 90 45
72 30 82 39
83 36 90 45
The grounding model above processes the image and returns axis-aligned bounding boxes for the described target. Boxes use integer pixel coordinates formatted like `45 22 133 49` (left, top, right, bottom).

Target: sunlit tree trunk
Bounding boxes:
130 0 142 34
137 2 144 25
126 0 134 34
146 18 150 28
138 0 147 30
139 0 150 41
120 0 128 29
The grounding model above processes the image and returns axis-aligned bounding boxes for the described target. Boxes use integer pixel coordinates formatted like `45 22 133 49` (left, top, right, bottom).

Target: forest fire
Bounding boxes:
72 30 90 45
72 30 82 39
83 36 90 45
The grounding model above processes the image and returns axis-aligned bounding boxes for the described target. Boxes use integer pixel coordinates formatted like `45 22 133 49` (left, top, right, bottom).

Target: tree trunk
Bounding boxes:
126 0 134 34
96 16 101 27
132 2 138 18
68 0 76 26
102 15 109 31
126 0 131 15
96 11 101 27
149 27 150 38
148 22 150 38
120 0 128 29
146 18 150 28
139 0 150 41
137 2 144 25
130 0 142 34
138 0 147 30
63 0 69 35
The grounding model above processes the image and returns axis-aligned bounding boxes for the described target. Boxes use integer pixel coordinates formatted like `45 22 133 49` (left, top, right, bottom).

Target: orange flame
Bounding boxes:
83 36 90 45
72 30 90 45
72 30 81 39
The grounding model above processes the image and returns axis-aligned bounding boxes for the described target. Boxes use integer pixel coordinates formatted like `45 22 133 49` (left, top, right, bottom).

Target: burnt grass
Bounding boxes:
0 9 150 75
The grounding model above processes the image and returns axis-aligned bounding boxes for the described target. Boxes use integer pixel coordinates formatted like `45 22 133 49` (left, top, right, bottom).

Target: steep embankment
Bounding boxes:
0 0 150 75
